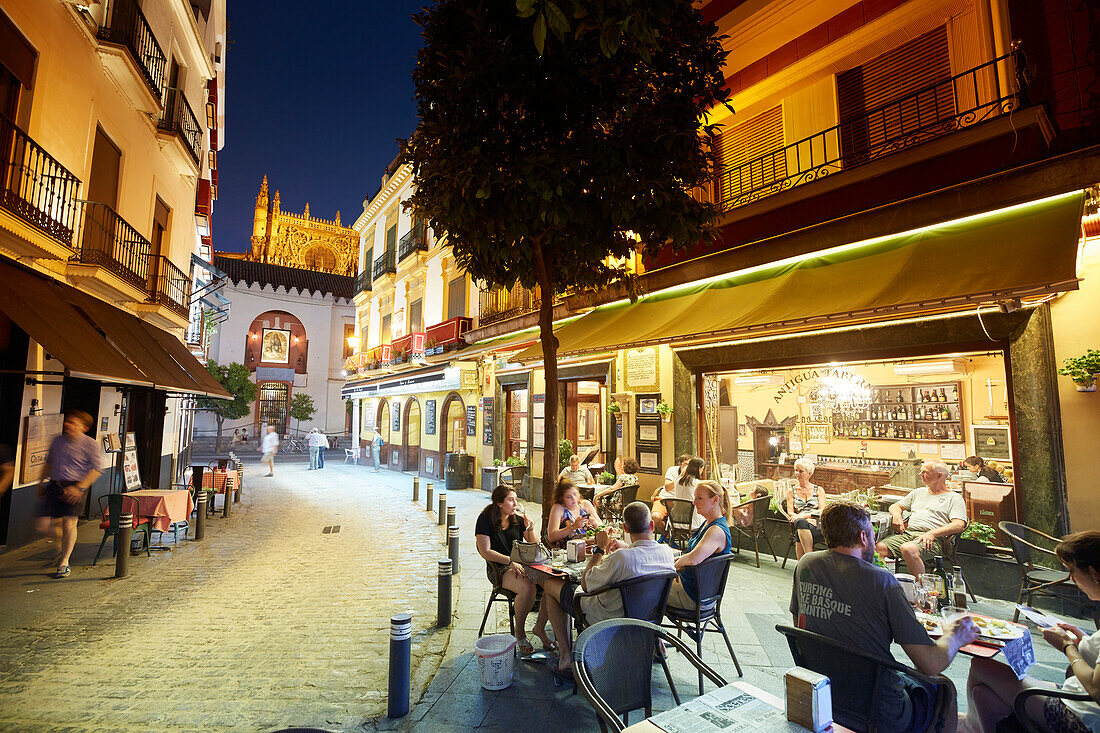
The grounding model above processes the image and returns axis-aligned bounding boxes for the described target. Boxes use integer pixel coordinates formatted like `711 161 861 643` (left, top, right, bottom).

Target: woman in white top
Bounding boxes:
652 456 704 529
786 458 828 559
963 531 1100 733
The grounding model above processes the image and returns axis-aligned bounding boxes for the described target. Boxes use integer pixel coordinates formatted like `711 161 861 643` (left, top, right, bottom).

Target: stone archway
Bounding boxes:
440 392 466 457
375 399 391 467
403 398 421 472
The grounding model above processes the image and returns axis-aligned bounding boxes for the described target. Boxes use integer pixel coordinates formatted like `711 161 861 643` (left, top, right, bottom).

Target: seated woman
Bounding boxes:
962 455 1005 483
786 458 828 559
653 456 704 528
558 454 594 485
666 480 734 610
963 530 1100 733
474 486 554 655
593 456 640 519
546 479 600 550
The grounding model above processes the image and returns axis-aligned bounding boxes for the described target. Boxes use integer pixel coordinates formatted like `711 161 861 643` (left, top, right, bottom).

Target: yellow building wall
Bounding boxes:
1050 238 1100 530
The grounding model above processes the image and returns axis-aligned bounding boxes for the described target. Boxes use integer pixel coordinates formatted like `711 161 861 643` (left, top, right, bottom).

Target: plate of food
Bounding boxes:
915 612 943 636
972 615 1024 640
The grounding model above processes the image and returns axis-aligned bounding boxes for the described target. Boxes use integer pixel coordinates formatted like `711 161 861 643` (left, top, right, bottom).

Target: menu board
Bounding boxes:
121 434 141 491
482 397 494 445
466 406 477 437
20 413 64 484
424 399 436 435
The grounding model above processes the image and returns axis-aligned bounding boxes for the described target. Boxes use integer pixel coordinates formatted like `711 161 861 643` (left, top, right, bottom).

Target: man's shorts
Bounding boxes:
261 450 276 463
42 481 82 518
558 580 581 616
880 529 948 562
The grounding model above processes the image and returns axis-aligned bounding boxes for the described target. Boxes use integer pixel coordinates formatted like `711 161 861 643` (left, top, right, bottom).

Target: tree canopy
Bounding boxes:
403 0 730 511
289 393 317 436
197 361 256 453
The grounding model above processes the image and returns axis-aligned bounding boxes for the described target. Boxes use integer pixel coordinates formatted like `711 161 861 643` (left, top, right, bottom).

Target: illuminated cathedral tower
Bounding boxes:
243 175 359 274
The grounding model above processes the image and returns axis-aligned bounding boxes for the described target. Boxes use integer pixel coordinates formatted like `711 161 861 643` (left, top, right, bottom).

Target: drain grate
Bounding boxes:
322 525 341 534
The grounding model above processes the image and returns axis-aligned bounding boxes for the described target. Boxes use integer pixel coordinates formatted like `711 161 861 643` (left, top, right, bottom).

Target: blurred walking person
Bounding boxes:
261 426 279 477
36 410 102 578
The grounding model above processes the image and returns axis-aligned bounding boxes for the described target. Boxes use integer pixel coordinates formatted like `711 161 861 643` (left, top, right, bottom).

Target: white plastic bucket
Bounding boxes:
474 634 516 690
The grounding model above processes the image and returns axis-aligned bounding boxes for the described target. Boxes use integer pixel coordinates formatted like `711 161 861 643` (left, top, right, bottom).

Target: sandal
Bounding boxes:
546 656 574 685
517 637 535 656
54 565 70 579
538 637 559 652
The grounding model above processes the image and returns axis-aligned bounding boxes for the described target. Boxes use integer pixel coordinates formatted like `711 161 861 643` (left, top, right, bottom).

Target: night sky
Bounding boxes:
215 1 426 253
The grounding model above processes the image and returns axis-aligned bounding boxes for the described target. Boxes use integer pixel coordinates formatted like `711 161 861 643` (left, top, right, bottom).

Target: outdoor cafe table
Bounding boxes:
122 489 194 533
623 680 857 733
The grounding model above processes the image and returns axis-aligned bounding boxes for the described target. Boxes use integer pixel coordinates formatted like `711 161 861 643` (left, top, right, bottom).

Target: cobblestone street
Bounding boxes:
0 459 452 732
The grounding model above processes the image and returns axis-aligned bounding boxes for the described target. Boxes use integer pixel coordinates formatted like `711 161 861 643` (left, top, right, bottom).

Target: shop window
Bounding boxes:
506 387 528 459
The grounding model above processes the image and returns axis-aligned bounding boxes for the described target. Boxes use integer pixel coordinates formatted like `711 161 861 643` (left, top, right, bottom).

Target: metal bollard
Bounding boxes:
388 613 412 718
426 482 433 512
412 476 419 503
222 482 231 519
115 513 133 578
437 558 453 627
438 493 447 525
448 524 460 576
447 505 456 528
194 493 207 541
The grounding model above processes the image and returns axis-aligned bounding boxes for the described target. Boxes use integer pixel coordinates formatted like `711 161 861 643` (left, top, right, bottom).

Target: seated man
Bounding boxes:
792 500 979 733
877 460 967 575
538 501 675 678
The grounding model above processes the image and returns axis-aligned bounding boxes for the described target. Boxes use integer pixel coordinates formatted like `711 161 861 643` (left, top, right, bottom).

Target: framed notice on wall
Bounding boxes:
425 400 437 435
972 425 1012 462
532 394 545 419
20 413 64 484
624 347 659 391
391 400 401 432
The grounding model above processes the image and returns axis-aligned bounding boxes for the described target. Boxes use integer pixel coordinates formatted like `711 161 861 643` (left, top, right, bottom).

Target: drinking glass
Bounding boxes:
551 549 566 568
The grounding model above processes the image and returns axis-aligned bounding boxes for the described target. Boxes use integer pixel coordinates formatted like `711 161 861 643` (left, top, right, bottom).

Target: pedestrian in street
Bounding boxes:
316 428 327 468
307 428 323 470
260 426 279 477
35 410 102 578
371 429 383 472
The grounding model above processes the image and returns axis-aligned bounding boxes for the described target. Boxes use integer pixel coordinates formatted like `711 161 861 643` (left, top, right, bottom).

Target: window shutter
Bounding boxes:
837 26 953 163
447 275 466 320
715 105 786 202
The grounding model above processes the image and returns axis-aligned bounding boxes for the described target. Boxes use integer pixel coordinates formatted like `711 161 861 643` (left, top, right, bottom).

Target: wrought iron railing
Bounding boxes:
372 248 397 280
158 88 202 164
479 283 546 327
72 200 150 290
0 114 82 246
397 226 432 262
356 270 371 294
96 0 166 98
710 49 1025 212
147 254 191 317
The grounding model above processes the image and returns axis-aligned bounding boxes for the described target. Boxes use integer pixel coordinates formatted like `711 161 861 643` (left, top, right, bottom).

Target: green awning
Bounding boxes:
518 191 1085 359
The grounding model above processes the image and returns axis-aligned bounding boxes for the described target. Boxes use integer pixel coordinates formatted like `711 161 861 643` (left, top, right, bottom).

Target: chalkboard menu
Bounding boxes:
466 405 477 437
482 397 494 445
425 399 436 435
391 399 400 431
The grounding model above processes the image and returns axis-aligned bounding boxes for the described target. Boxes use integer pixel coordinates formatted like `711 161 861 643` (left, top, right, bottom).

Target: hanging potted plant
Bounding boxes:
656 399 673 423
1058 348 1100 392
607 401 621 417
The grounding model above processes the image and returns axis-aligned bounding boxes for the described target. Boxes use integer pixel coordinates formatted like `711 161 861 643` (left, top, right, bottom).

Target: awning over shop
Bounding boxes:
342 362 478 400
518 191 1086 360
0 261 231 398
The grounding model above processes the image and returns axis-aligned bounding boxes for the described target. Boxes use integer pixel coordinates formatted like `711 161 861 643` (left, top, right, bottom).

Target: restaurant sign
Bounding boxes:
773 367 870 403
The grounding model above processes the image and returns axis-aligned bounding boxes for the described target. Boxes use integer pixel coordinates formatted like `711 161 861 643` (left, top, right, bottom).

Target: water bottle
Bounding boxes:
951 565 968 610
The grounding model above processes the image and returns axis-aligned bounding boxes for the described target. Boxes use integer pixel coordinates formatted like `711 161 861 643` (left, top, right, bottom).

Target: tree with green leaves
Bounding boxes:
289 393 317 438
403 0 729 518
196 361 256 453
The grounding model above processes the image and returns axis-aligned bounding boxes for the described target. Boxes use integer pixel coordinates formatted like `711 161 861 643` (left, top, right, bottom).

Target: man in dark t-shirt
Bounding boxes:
791 500 978 732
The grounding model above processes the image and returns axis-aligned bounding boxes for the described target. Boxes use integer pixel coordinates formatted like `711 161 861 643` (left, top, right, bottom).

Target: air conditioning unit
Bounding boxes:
892 360 963 376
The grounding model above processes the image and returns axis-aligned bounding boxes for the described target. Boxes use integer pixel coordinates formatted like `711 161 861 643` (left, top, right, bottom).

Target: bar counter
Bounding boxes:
760 461 893 494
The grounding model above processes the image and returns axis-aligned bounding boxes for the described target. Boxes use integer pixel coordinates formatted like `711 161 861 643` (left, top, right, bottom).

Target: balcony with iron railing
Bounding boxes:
95 0 166 99
356 270 372 294
0 113 82 248
703 49 1025 213
147 254 191 318
158 88 202 167
479 283 546 327
397 226 432 263
372 248 397 280
72 200 151 291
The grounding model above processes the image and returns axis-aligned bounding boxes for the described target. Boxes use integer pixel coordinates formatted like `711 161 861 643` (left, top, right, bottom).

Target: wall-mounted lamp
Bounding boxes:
113 404 121 416
346 336 359 350
293 336 300 344
248 352 255 364
29 398 39 416
250 332 258 340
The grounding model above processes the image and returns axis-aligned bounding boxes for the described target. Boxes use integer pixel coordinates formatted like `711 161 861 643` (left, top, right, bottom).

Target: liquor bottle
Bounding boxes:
950 386 958 402
900 405 907 420
933 556 950 598
887 424 896 439
951 566 968 610
942 405 951 421
939 387 947 402
897 389 904 403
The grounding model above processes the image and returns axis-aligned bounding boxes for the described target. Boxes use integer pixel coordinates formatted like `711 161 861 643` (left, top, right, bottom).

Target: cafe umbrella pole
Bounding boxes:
437 558 452 627
438 492 447 526
388 613 412 719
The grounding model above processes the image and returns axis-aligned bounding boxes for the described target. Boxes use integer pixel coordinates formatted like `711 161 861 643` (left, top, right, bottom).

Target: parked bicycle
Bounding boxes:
281 436 306 453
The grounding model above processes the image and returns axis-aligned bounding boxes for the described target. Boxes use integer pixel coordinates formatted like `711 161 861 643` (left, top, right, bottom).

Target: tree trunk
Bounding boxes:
214 415 224 454
531 236 558 532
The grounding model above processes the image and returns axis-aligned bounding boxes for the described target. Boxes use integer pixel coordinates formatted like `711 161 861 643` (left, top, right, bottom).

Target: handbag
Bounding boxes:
510 540 551 565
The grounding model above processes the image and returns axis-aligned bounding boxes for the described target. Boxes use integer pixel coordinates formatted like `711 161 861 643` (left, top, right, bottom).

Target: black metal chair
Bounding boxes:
573 618 727 733
774 489 826 569
663 553 742 693
93 494 152 565
594 483 639 524
661 498 696 548
776 624 956 733
999 521 1077 622
1011 686 1093 733
730 493 777 567
498 465 528 501
477 563 517 638
572 571 681 703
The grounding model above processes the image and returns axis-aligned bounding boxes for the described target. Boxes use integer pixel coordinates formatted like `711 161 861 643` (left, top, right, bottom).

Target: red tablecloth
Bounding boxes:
123 489 194 533
200 470 239 493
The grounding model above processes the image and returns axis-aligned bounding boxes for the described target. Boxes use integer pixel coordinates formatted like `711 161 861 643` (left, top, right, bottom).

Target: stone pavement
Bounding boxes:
0 461 1088 733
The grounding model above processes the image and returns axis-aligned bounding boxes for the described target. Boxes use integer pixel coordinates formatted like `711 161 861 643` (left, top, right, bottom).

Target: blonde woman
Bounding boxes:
666 480 734 610
787 458 828 559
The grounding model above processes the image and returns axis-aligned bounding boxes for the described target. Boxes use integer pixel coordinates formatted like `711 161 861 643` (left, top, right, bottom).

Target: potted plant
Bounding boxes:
391 347 406 365
492 458 503 467
559 438 574 470
425 337 440 356
504 454 526 484
1058 348 1100 392
599 471 615 485
656 399 673 423
607 401 621 416
959 521 997 556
